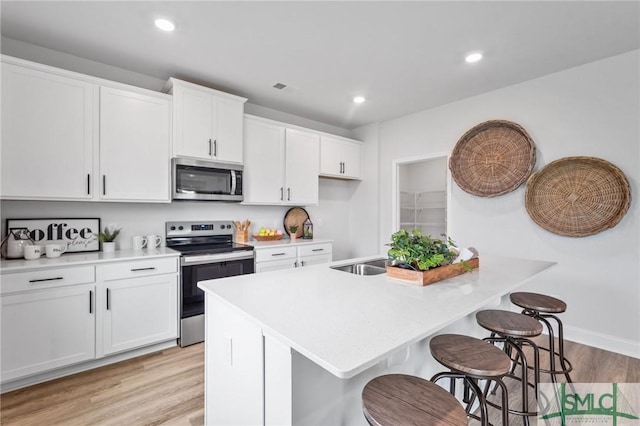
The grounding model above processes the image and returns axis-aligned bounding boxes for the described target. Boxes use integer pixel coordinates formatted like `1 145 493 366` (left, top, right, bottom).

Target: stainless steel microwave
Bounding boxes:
172 158 243 202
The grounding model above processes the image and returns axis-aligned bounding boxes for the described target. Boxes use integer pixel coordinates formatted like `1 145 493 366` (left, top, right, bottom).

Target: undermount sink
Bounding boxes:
331 258 388 276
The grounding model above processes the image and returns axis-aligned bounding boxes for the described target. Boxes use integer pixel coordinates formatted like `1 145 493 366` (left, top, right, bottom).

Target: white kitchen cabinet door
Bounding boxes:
320 135 362 179
243 117 286 204
284 128 320 205
99 87 171 202
298 253 332 267
1 284 95 381
169 78 246 163
255 258 297 273
214 97 244 163
102 274 178 356
1 62 95 200
174 84 214 159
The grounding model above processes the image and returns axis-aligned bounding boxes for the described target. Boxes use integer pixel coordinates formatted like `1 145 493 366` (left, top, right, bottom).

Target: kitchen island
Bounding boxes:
198 255 555 425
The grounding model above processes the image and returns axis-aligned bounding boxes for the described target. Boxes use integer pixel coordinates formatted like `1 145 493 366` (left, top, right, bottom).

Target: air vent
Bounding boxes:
272 83 287 90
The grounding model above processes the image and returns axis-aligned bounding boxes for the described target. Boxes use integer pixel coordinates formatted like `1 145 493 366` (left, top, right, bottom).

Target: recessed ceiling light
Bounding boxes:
465 52 483 63
353 96 366 104
155 18 175 32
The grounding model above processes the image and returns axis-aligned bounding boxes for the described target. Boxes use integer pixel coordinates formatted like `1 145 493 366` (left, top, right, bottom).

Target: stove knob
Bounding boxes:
220 224 225 229
226 224 232 229
178 226 184 231
170 226 176 231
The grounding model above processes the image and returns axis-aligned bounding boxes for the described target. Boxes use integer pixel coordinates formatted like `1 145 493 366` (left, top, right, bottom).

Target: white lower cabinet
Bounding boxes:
255 242 332 273
101 274 178 356
1 283 96 382
0 256 179 387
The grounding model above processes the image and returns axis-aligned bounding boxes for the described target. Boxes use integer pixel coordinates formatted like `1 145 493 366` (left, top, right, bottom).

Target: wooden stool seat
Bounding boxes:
430 334 511 378
362 374 468 426
510 292 566 313
476 309 543 337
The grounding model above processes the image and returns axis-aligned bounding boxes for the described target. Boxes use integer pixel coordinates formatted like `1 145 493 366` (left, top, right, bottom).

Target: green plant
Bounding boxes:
288 225 299 233
386 229 458 271
95 225 122 243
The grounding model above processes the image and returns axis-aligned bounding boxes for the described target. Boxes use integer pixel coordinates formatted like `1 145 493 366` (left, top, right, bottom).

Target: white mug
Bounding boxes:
24 245 43 260
45 244 67 259
132 236 148 250
146 235 161 249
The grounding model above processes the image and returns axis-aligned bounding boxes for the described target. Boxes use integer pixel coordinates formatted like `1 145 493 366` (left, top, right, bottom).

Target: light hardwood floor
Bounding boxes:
1 343 204 426
1 338 638 425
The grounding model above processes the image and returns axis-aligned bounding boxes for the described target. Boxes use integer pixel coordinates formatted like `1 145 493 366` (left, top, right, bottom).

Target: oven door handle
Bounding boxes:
181 251 255 266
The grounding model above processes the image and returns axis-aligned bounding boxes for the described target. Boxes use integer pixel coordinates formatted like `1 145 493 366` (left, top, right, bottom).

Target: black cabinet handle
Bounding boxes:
106 288 111 310
29 277 63 283
301 260 306 267
213 140 217 157
287 188 291 201
89 290 93 314
312 248 324 252
103 175 106 195
280 187 284 201
131 267 156 272
208 139 212 156
87 174 91 195
271 252 286 257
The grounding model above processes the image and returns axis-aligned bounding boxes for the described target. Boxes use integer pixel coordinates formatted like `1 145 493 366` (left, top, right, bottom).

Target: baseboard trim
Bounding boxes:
1 340 177 393
563 325 640 359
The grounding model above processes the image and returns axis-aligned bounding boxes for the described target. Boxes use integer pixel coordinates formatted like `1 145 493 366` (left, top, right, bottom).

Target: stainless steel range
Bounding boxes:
166 220 254 347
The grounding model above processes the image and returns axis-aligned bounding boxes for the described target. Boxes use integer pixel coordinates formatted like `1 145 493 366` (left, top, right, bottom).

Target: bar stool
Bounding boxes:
510 292 573 384
476 309 543 425
430 334 511 426
362 374 468 426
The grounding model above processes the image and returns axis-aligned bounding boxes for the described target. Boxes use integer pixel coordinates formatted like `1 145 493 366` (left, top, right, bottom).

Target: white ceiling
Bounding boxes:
1 1 639 130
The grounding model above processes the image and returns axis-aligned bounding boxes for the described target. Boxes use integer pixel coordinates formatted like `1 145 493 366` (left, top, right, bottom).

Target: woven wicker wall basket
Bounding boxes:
525 156 631 237
449 120 536 197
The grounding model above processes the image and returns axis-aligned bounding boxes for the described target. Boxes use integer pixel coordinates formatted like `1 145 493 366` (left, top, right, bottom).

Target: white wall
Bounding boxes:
0 179 352 256
349 123 381 259
376 50 640 357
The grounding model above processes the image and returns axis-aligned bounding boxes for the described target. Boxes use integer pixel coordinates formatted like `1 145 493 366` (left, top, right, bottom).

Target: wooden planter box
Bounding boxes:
386 258 479 286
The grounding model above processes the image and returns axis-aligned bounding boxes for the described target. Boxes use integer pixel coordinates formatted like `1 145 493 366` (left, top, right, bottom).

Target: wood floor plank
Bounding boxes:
1 337 638 425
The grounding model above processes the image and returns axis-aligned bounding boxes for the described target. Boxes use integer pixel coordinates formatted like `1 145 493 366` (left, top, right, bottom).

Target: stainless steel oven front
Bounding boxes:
179 251 254 347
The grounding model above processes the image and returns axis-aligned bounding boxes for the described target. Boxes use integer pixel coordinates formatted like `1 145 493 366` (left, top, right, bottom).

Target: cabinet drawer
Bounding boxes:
102 257 178 281
1 266 95 295
298 243 333 258
254 247 297 263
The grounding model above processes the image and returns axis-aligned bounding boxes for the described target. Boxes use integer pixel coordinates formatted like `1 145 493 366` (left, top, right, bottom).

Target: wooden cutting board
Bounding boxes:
283 207 309 238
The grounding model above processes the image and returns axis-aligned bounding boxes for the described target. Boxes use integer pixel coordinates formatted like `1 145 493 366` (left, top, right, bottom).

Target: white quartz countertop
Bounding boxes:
248 238 333 249
198 254 555 379
0 247 180 273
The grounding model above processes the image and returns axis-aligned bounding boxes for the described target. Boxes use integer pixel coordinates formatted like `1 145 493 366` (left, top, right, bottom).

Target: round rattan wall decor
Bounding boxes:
449 120 536 197
525 156 631 237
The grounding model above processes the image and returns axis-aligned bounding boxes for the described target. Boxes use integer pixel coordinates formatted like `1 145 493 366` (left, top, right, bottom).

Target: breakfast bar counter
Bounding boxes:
198 254 555 425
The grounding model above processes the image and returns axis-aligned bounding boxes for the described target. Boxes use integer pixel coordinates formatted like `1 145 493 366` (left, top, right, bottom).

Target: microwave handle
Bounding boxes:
231 170 237 195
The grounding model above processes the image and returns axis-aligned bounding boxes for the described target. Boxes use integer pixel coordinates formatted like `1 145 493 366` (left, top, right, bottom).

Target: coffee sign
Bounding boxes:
6 218 101 253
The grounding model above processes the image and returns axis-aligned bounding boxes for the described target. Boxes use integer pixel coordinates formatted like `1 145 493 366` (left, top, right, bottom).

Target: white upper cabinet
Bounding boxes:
284 128 320 205
1 56 173 203
1 61 95 200
99 87 171 202
243 117 285 204
320 135 362 179
166 78 247 164
243 115 319 205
